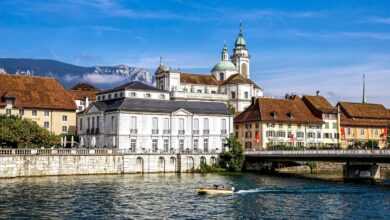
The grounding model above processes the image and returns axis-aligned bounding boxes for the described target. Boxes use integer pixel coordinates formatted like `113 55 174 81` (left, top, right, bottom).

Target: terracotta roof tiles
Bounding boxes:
0 74 76 111
179 72 219 86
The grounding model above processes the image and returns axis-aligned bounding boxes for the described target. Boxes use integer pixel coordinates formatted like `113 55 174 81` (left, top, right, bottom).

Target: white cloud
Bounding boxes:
63 74 80 82
82 73 127 84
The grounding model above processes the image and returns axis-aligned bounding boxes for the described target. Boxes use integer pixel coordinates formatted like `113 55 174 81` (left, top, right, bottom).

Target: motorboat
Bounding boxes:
197 185 235 195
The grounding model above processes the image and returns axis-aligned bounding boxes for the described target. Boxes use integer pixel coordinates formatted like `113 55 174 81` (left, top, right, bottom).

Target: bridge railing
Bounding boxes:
0 148 219 156
245 149 390 155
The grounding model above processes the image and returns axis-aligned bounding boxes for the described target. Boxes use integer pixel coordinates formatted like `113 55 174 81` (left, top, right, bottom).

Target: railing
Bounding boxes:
245 149 390 156
152 129 159 135
0 148 219 156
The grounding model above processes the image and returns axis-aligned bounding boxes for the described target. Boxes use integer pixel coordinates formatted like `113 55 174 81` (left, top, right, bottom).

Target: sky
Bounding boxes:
0 0 390 106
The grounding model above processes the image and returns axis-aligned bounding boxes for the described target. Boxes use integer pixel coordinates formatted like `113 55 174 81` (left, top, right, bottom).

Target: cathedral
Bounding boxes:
155 24 263 113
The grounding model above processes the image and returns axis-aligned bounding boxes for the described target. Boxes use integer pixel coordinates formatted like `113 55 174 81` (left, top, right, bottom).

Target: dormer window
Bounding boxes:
108 94 112 99
287 112 294 119
114 93 118 98
220 72 225 81
270 111 277 119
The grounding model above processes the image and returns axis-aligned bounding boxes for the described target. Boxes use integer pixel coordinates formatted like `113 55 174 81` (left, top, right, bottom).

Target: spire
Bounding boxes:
159 56 163 65
239 22 243 36
362 74 366 104
221 43 229 61
235 22 246 47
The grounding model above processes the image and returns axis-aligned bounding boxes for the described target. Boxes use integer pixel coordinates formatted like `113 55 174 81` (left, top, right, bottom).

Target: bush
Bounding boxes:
219 136 244 172
0 115 60 148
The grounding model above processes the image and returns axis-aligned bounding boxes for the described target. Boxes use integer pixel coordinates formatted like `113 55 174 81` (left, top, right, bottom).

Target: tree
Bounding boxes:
219 135 244 171
0 115 60 148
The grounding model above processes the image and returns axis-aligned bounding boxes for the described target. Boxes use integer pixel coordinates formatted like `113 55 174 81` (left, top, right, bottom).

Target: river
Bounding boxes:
0 173 389 219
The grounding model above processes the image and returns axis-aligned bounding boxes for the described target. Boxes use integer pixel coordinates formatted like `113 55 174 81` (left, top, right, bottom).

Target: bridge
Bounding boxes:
244 150 390 180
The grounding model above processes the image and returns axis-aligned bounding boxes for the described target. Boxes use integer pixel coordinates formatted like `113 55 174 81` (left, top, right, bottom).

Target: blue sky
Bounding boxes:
1 0 390 106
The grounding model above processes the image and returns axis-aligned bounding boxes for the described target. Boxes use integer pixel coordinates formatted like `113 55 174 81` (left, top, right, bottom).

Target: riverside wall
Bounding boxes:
0 149 218 178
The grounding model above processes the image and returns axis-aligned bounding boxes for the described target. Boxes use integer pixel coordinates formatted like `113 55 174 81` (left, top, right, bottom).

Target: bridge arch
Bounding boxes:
186 156 195 171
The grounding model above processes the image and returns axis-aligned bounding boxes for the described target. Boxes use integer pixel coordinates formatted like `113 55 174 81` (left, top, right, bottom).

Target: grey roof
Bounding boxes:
92 98 230 115
98 81 166 94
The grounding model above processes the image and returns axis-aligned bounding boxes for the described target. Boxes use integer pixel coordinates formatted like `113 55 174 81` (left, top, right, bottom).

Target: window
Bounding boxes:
160 94 165 99
130 116 137 133
324 133 331 139
204 138 209 152
32 110 37 116
231 91 236 99
220 72 225 80
193 139 199 152
317 132 321 139
279 124 283 128
288 124 292 129
276 131 286 137
163 118 170 134
87 117 90 130
347 128 351 135
152 117 158 134
197 89 202 93
62 115 68 122
203 118 209 134
245 123 252 129
266 131 275 137
44 122 49 129
44 110 49 116
193 118 199 134
130 139 137 152
245 142 252 149
245 131 252 138
221 119 227 134
308 132 315 138
108 94 112 99
114 93 118 98
325 123 329 129
6 109 11 115
334 133 339 139
361 129 365 135
79 118 83 130
235 132 239 138
179 139 184 152
163 139 169 152
179 118 185 134
62 126 68 133
333 122 337 129
19 109 24 116
92 117 95 129
152 139 158 152
296 132 304 138
374 129 379 136
145 93 151 98
244 91 249 99
96 116 100 129
131 92 136 97
255 123 259 129
111 116 115 131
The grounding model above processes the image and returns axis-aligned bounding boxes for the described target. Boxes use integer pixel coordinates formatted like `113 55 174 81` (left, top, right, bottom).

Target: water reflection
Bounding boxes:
0 173 389 219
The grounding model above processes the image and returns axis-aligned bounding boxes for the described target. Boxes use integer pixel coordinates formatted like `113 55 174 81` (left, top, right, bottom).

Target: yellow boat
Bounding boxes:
197 186 235 195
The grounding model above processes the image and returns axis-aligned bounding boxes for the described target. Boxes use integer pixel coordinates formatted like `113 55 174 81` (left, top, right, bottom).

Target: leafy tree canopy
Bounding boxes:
0 115 60 148
219 135 244 171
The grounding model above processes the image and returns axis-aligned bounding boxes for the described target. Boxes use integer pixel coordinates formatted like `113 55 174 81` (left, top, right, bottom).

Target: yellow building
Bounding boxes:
338 102 390 149
0 74 77 135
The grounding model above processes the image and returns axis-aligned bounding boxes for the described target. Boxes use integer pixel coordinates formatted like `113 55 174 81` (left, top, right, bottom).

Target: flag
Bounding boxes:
340 127 345 137
255 131 260 144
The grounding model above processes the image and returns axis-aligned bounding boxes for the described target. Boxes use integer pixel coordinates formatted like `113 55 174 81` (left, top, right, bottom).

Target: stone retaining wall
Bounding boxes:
0 154 218 178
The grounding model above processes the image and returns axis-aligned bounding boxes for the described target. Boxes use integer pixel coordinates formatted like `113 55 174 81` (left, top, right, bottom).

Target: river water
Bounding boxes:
0 173 389 219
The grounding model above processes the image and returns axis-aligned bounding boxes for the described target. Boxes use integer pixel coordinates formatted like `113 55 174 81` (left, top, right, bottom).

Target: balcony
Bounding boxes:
130 129 138 135
163 129 171 135
178 130 185 135
193 130 199 135
203 130 210 135
221 129 227 135
152 129 159 135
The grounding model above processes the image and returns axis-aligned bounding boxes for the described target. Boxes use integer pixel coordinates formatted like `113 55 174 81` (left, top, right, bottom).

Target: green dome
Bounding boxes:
235 33 246 46
211 60 236 72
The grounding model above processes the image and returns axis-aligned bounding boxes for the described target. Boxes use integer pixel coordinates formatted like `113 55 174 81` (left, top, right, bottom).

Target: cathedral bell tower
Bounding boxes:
231 23 250 78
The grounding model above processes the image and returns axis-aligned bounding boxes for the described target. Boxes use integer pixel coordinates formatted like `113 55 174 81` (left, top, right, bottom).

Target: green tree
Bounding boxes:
0 115 60 148
219 136 244 171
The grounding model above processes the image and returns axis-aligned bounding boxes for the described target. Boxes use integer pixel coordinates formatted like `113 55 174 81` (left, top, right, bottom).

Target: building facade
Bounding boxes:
0 74 77 135
155 25 263 113
78 82 233 152
338 102 390 149
234 95 342 150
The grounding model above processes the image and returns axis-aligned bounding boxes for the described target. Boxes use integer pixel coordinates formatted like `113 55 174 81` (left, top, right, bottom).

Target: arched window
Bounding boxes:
220 72 225 81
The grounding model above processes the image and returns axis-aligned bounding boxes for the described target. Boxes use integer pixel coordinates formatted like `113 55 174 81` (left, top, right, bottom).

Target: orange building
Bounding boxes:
0 74 76 135
338 102 390 149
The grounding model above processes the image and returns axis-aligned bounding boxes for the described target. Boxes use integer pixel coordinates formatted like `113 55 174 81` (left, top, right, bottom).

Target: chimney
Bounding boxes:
316 90 320 96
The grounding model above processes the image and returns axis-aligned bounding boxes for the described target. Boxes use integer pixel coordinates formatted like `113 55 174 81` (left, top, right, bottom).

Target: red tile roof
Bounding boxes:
221 74 262 89
302 95 337 114
69 83 100 101
338 102 390 127
0 74 76 111
179 72 219 85
235 97 323 124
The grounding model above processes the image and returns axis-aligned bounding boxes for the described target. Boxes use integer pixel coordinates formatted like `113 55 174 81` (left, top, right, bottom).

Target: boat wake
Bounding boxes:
235 188 363 195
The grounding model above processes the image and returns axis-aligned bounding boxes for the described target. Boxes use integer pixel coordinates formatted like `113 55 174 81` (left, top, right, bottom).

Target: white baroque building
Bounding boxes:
78 81 233 152
155 24 263 113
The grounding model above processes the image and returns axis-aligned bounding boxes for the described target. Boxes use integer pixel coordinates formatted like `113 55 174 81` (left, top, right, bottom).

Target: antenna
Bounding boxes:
159 56 162 65
362 74 366 104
